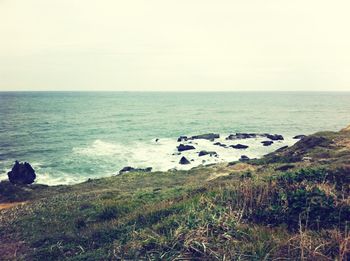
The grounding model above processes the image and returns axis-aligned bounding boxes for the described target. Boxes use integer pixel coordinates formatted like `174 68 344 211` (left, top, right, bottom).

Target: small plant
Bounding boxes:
97 205 123 221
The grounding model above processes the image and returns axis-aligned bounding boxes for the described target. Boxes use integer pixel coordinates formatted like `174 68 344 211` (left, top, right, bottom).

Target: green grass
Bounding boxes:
1 129 350 260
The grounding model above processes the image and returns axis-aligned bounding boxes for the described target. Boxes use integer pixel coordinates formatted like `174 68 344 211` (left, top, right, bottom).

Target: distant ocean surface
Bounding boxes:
1 92 350 185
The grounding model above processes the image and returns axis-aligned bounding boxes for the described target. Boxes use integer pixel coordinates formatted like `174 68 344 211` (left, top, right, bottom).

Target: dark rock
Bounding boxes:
155 138 159 142
230 144 249 149
239 155 250 162
119 166 152 174
7 161 36 185
179 156 190 165
198 150 218 157
275 164 295 171
265 134 284 141
177 136 188 142
226 133 257 140
293 135 306 139
190 133 220 141
177 144 195 152
213 142 227 147
261 140 274 146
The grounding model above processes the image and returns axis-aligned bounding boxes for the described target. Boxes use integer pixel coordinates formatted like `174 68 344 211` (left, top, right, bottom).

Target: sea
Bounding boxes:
1 91 349 185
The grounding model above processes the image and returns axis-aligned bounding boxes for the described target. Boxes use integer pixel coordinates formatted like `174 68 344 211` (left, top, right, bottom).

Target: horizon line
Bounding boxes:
1 90 350 93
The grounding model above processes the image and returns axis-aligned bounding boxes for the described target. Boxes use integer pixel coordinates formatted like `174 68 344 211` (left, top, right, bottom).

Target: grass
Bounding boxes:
1 128 350 260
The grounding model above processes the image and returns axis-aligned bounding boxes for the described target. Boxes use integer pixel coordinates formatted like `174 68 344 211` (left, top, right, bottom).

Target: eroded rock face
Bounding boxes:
7 161 36 185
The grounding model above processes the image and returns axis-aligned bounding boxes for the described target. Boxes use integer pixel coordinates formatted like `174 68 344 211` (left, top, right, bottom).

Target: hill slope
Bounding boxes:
1 126 350 260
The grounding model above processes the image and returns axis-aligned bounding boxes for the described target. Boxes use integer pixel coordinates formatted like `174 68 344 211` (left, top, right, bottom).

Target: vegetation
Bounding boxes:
1 128 350 260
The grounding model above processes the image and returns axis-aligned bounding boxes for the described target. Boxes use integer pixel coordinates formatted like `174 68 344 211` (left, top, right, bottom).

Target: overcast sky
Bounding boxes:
1 0 350 91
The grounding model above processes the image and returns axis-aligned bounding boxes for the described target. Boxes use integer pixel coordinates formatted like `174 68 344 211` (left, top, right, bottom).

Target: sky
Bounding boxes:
1 0 350 91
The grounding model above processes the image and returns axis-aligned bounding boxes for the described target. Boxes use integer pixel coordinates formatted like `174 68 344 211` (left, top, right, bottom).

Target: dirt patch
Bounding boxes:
0 201 27 210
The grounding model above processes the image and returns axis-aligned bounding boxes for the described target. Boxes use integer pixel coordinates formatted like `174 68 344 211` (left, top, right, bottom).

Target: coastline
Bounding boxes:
0 124 349 259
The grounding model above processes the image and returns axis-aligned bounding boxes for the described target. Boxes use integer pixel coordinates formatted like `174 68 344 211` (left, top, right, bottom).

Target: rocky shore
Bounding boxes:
1 125 349 260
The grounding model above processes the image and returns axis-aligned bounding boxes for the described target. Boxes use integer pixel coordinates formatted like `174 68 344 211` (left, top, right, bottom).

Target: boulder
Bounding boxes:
261 140 274 146
239 155 250 162
230 144 249 149
119 166 152 174
179 156 190 165
293 135 306 139
226 133 256 140
177 144 195 152
190 133 220 141
198 150 217 157
7 161 36 185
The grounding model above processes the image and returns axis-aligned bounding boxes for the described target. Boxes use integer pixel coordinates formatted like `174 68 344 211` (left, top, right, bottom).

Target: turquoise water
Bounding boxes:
1 92 349 184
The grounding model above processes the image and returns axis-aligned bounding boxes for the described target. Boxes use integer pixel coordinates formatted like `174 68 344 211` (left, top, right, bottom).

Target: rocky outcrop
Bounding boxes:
230 144 249 149
198 151 217 157
119 167 152 174
7 161 36 185
179 156 190 165
261 140 273 146
177 144 196 152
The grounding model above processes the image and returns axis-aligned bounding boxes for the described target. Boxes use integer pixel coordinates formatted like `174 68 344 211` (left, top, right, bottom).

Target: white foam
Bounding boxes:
73 135 297 173
1 135 297 185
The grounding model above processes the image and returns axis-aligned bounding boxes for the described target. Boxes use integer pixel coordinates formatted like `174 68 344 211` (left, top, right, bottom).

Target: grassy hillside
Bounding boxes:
1 127 350 260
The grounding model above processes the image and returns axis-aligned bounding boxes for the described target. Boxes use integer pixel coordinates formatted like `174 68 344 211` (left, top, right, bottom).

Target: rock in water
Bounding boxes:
190 133 220 141
265 134 284 141
230 144 249 149
198 151 217 157
293 135 306 139
226 133 256 140
239 155 250 162
177 144 195 152
119 166 152 174
7 161 36 185
261 140 274 146
177 136 188 142
179 156 190 165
